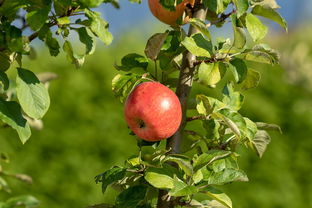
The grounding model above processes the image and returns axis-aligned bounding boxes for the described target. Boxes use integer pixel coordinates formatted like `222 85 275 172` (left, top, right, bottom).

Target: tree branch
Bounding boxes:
157 2 207 208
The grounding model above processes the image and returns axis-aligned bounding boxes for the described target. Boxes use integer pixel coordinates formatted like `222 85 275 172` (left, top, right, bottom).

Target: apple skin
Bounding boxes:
148 0 190 26
124 82 182 141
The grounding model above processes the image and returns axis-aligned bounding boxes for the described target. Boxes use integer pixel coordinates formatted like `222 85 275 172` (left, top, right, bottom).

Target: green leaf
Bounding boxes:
16 68 50 119
204 0 226 14
193 150 232 171
198 62 226 87
203 119 220 140
77 27 95 55
57 16 70 25
196 95 226 116
169 177 198 197
85 9 113 45
217 109 247 138
201 186 232 208
256 122 282 133
181 33 213 58
144 167 174 189
45 30 60 56
0 176 11 193
0 53 11 72
63 41 85 68
165 155 193 176
252 0 280 9
115 54 148 72
144 32 168 60
240 69 261 90
252 130 271 158
0 71 9 90
245 13 268 42
0 99 31 144
229 58 247 83
202 168 248 185
111 73 141 103
233 0 248 17
245 44 279 65
78 0 103 8
95 166 126 194
233 26 246 49
4 195 40 208
115 185 147 208
222 83 244 111
189 18 211 39
244 118 258 141
26 5 50 31
252 5 287 31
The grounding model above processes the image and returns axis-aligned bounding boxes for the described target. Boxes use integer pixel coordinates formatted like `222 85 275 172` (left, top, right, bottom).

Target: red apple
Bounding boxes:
124 82 182 141
148 0 192 26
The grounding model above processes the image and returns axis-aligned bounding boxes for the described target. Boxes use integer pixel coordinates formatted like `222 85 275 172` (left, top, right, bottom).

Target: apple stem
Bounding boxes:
157 2 208 208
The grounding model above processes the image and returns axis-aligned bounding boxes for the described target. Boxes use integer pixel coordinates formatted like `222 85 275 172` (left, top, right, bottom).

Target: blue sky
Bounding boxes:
98 0 312 36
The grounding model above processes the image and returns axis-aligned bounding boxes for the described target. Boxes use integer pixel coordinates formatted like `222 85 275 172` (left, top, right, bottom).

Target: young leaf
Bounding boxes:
115 54 148 72
252 130 271 158
95 166 126 194
252 5 287 31
169 176 198 197
26 5 50 31
16 68 50 119
77 27 95 55
202 168 249 185
222 83 245 111
201 186 232 208
245 13 268 42
189 18 211 39
217 109 247 138
85 9 113 45
144 167 174 189
198 62 226 87
115 185 147 208
229 58 247 83
244 118 258 141
165 155 193 176
233 0 248 17
181 33 213 58
63 41 85 68
144 32 168 60
193 150 232 171
196 95 226 116
245 44 280 65
240 69 261 90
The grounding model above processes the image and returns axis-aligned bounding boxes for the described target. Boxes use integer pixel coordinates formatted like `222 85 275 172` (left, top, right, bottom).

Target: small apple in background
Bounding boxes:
148 0 194 26
124 82 182 141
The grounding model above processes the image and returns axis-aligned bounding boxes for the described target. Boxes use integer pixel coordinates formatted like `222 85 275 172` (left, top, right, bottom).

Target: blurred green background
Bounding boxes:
1 2 312 208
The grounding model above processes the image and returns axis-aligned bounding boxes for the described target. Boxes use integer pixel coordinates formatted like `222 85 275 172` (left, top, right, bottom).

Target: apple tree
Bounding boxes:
94 0 286 207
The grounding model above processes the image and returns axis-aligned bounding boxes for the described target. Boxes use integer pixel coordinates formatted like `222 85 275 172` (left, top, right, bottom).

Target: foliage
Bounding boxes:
96 0 286 207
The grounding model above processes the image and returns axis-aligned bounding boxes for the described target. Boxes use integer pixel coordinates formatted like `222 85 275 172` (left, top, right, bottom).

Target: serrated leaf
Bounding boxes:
240 69 261 90
222 83 244 111
111 73 141 103
198 62 226 87
252 5 287 31
201 186 232 208
233 0 248 17
63 41 85 68
0 99 31 144
85 9 113 45
144 167 174 189
115 185 147 208
245 13 268 42
95 166 126 194
181 33 212 57
144 32 168 60
165 155 193 176
77 27 95 55
189 18 211 39
0 71 9 90
26 5 50 31
16 68 50 119
202 168 249 185
115 54 148 72
169 176 198 197
229 58 247 83
252 130 271 157
193 150 232 171
256 122 282 133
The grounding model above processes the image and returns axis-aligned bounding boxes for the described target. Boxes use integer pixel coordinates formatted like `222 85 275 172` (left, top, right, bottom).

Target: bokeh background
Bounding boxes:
1 0 312 208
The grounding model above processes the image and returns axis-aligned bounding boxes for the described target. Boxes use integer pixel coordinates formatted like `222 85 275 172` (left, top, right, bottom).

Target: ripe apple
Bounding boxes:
124 82 182 141
148 0 193 26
